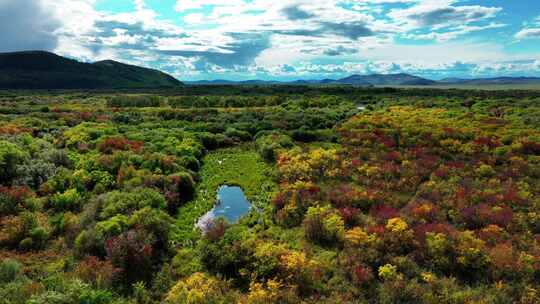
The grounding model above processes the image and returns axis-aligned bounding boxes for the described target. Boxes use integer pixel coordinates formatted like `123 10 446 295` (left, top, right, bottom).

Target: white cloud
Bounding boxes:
515 28 540 40
405 22 506 42
4 0 538 80
175 0 246 12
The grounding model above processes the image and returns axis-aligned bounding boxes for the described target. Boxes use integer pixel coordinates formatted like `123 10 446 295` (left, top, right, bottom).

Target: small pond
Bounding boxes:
196 185 252 231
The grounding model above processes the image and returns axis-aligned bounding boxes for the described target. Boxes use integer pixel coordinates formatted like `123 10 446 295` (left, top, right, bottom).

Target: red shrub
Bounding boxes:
520 141 540 155
204 219 227 241
502 185 524 205
0 185 33 202
383 151 402 162
433 166 449 179
98 136 144 154
105 229 155 286
366 225 385 235
477 224 506 246
96 115 110 122
413 223 455 245
0 186 34 214
78 111 94 121
443 127 456 138
370 204 398 221
447 161 465 169
474 136 501 149
408 201 439 222
352 264 373 285
0 125 32 135
338 207 359 226
489 243 518 280
272 192 288 209
75 256 120 288
461 204 513 229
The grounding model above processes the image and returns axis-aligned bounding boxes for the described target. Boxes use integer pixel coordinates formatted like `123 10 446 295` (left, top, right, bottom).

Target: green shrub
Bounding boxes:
0 259 22 283
107 95 162 108
256 133 295 162
96 215 129 238
0 140 28 184
180 156 200 172
100 188 167 219
224 128 251 141
49 189 82 211
303 206 345 246
75 228 105 258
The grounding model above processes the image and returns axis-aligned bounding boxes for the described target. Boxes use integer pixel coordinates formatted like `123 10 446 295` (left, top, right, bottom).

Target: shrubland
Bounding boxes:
0 87 539 303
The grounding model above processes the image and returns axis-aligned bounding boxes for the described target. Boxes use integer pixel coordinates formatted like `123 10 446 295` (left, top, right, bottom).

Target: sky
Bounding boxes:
1 0 540 81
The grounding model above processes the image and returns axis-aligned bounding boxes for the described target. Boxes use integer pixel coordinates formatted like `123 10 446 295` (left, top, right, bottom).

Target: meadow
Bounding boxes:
0 87 539 303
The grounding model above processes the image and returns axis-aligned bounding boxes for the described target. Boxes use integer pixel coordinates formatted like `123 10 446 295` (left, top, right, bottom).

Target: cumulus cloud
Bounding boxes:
0 0 62 52
1 0 538 80
515 28 540 40
175 0 245 12
159 32 271 69
514 16 540 40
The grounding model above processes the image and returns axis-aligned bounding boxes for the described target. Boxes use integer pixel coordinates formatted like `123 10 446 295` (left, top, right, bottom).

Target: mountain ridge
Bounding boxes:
186 74 540 86
0 51 182 89
1 51 540 89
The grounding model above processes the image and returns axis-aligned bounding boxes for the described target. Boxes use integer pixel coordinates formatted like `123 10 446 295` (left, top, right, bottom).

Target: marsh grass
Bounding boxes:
173 145 277 245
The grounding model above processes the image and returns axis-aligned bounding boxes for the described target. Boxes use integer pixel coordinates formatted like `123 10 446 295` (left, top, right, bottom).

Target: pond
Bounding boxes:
196 185 252 231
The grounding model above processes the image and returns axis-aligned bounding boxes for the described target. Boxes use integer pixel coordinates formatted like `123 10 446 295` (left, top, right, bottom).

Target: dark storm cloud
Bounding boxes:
0 0 61 52
158 32 271 69
282 5 314 20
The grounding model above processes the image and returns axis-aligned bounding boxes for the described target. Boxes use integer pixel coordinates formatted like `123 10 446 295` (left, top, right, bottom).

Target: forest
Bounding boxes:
0 87 539 303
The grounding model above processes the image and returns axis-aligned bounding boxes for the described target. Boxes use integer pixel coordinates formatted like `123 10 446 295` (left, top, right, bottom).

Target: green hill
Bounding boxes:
0 51 182 89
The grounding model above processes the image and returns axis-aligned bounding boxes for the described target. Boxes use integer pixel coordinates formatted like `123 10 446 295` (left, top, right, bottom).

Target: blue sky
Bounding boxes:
2 0 540 80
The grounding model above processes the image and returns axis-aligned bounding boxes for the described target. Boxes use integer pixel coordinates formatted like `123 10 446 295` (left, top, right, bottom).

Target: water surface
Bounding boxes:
196 185 252 230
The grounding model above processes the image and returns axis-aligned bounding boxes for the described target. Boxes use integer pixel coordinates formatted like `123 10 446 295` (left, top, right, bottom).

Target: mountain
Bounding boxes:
185 79 282 85
439 76 540 85
335 73 436 85
186 73 437 86
0 51 182 89
186 74 540 87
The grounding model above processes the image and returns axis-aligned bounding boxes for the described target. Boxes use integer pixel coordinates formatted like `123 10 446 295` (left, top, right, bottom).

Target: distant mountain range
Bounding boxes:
1 51 539 89
0 51 182 89
438 77 540 85
184 74 436 86
187 74 540 86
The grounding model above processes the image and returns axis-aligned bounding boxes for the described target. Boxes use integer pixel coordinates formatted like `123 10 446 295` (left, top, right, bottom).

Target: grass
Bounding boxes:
172 145 278 246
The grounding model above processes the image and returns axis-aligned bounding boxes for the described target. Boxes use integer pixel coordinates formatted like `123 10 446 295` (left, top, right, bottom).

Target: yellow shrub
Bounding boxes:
244 280 282 304
386 217 408 233
345 227 370 246
165 272 236 304
378 264 398 280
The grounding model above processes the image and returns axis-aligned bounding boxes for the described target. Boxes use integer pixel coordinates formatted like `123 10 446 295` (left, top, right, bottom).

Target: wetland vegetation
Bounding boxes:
0 87 539 303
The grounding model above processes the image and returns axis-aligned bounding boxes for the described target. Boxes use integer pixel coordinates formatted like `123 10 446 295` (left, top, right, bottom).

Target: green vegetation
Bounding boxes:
0 87 539 303
174 147 277 244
